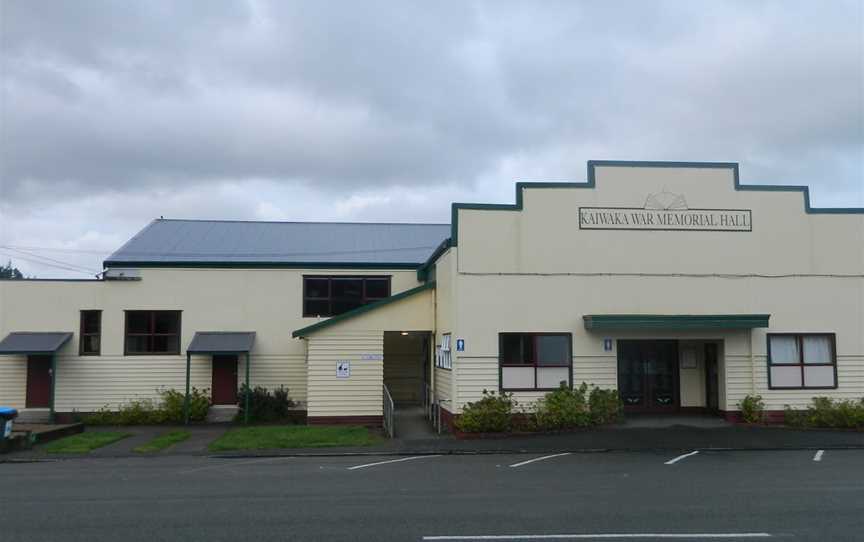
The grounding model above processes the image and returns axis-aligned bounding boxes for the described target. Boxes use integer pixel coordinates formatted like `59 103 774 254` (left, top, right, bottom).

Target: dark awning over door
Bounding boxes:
582 314 770 330
187 332 256 354
0 332 73 355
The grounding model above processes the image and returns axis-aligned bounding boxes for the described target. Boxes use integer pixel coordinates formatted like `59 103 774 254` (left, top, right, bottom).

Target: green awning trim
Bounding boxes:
583 314 770 330
292 281 435 338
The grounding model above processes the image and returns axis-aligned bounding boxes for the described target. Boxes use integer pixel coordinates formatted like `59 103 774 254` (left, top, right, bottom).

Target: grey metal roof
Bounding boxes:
105 219 451 267
0 332 73 355
187 332 256 353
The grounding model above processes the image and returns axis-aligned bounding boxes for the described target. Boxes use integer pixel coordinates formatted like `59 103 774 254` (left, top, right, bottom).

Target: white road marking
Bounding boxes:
347 455 440 470
422 533 773 540
664 450 699 465
509 453 572 468
813 450 824 462
179 457 284 474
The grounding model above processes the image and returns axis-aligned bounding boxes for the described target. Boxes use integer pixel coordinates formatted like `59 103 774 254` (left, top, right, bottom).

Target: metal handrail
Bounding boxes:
383 384 395 438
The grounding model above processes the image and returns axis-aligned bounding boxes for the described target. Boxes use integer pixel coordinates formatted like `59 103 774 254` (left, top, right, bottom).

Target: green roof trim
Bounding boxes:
105 261 423 270
583 314 771 330
292 281 436 337
449 160 863 247
417 238 452 282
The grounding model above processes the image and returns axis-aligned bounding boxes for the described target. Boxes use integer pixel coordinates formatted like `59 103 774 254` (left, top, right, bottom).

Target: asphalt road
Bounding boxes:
3 449 863 541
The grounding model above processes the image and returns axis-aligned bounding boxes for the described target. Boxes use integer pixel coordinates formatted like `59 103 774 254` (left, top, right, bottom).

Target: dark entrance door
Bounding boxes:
26 355 52 408
212 355 238 405
617 340 679 413
704 343 719 412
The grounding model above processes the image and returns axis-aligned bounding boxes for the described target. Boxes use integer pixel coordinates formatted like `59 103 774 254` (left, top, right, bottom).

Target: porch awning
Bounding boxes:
0 332 73 355
582 314 770 330
187 332 256 354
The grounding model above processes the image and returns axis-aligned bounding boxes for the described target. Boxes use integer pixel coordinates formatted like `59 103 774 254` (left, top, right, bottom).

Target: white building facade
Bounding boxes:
1 161 862 427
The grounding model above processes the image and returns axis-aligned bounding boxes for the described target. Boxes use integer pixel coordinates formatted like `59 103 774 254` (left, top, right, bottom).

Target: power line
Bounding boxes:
0 251 99 276
2 246 100 274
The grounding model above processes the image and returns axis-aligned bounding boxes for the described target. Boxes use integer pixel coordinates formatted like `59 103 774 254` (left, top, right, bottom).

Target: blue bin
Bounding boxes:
0 407 18 439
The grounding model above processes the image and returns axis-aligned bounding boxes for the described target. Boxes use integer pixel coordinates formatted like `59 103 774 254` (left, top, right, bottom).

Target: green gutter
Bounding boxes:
416 238 451 282
104 261 423 270
582 314 771 330
293 281 436 337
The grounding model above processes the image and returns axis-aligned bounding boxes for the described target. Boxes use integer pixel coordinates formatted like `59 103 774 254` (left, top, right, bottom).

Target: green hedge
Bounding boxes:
785 397 864 429
83 387 211 425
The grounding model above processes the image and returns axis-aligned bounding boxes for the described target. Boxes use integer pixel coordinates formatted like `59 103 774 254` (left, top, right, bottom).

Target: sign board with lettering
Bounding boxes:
579 189 751 232
336 361 350 378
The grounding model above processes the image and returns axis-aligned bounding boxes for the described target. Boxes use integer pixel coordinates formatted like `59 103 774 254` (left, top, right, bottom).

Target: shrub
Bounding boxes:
535 383 590 430
83 387 211 425
237 385 296 423
456 390 516 433
161 387 210 423
789 397 864 429
783 405 808 428
738 394 765 424
589 387 623 425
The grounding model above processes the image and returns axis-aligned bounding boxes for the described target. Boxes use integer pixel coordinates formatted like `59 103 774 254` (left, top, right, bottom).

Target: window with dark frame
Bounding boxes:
124 311 181 355
303 276 390 317
768 333 837 390
499 333 572 391
79 310 102 355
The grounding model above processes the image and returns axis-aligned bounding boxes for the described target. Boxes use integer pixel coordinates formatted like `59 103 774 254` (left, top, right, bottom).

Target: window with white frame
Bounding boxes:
768 333 837 389
436 333 452 369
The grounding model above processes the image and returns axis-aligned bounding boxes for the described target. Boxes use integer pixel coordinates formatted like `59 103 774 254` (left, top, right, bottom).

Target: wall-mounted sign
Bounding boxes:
603 338 613 352
361 354 383 361
456 338 465 352
579 189 751 232
336 361 350 378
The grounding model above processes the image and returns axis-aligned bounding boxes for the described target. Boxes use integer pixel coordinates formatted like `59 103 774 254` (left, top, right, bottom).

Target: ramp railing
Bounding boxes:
383 384 395 438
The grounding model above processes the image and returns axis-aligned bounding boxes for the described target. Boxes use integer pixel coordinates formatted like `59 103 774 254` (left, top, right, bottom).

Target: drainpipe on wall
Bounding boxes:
244 352 250 425
749 330 756 395
183 352 191 425
49 354 57 424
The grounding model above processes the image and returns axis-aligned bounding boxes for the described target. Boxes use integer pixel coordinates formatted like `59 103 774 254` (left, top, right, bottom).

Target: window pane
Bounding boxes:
803 336 832 364
537 367 569 389
804 366 835 388
81 311 100 334
332 278 363 298
304 299 330 317
127 312 150 334
332 299 362 315
770 366 802 387
536 335 569 366
502 366 534 389
126 335 149 353
152 335 179 354
153 312 179 333
500 335 526 364
82 335 100 354
769 336 799 364
305 278 330 298
365 278 389 299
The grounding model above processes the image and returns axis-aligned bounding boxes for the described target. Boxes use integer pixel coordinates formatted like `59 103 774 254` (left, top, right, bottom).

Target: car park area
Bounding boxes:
4 447 863 542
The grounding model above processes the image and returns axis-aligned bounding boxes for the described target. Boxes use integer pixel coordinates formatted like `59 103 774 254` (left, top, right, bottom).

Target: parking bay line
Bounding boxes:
423 532 773 540
664 451 699 465
347 455 440 470
509 453 572 468
813 450 824 462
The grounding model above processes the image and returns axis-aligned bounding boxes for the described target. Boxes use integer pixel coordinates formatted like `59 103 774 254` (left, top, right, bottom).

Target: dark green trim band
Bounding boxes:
104 261 422 270
583 314 771 330
450 160 863 247
417 238 452 281
292 281 436 337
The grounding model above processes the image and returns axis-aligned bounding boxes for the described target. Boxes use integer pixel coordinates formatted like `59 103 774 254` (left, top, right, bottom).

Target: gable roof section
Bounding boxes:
292 281 435 337
105 220 450 268
449 160 864 246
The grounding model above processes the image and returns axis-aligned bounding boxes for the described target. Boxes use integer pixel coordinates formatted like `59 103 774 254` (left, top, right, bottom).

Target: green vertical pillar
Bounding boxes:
184 352 191 425
244 352 250 425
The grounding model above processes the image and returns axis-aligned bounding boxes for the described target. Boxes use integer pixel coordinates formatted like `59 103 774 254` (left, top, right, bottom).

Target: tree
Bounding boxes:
0 260 25 280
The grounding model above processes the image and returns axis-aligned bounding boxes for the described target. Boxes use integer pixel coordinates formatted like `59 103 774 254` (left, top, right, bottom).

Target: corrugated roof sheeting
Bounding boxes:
105 219 451 266
187 332 256 353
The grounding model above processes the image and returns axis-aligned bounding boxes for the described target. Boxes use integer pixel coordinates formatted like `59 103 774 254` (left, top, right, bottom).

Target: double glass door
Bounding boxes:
617 340 679 412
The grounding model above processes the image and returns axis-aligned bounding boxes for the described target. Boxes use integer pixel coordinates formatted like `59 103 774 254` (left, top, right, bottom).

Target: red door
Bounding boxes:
26 355 52 408
212 355 238 405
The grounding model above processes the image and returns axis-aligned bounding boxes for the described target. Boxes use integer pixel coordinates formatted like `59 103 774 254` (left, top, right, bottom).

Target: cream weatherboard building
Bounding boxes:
1 161 862 429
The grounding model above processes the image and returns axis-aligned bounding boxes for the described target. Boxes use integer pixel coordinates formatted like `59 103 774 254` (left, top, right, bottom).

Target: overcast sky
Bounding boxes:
1 0 862 278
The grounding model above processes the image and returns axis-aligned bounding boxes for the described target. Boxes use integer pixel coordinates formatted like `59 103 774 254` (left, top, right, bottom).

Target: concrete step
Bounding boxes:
206 405 239 423
16 409 50 424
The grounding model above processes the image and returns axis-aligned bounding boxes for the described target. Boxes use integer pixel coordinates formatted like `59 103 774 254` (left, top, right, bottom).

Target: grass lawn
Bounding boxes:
133 430 191 453
45 432 131 454
208 425 382 452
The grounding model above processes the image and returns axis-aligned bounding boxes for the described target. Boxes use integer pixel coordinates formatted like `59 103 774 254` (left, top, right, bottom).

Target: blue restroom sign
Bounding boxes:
456 338 465 352
603 339 613 352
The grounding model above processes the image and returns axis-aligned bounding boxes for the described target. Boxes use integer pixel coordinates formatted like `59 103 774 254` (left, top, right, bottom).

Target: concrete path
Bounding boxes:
394 405 438 439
